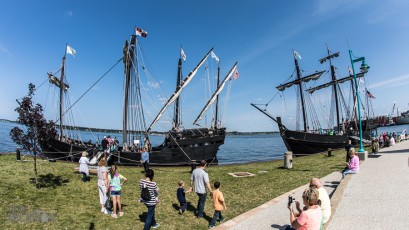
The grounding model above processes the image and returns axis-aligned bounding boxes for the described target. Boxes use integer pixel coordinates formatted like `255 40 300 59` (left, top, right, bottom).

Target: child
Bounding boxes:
176 180 191 214
208 181 227 228
78 151 90 182
108 165 127 218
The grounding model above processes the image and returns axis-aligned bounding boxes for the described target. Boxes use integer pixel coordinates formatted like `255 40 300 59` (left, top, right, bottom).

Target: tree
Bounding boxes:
10 83 57 188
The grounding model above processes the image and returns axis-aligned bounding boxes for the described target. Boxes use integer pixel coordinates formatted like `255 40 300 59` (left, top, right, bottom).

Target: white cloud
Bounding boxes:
369 74 409 90
66 10 73 17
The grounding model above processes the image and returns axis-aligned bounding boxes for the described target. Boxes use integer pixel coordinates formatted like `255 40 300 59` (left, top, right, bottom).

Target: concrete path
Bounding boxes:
216 140 409 230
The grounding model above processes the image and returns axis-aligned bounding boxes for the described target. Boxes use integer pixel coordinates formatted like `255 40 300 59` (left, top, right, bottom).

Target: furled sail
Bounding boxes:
146 48 213 132
306 72 366 94
276 71 325 91
193 62 238 125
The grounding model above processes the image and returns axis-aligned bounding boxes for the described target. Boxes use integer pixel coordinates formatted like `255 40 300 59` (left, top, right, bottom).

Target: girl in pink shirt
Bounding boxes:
342 148 360 178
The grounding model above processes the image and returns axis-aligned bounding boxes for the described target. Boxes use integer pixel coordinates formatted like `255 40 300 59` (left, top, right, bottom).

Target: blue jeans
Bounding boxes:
342 169 357 178
209 210 224 227
196 193 207 217
143 205 157 230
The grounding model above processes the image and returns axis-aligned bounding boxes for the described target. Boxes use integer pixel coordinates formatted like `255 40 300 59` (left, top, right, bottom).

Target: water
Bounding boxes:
0 121 287 165
3 121 408 165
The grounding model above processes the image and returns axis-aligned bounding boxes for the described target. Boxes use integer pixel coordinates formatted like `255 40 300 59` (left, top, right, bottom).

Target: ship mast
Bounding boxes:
214 60 221 129
319 47 341 131
122 35 136 145
173 49 183 130
293 50 308 132
59 46 67 139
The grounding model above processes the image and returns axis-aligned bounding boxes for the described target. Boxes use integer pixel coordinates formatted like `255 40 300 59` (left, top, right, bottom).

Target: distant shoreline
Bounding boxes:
0 119 278 135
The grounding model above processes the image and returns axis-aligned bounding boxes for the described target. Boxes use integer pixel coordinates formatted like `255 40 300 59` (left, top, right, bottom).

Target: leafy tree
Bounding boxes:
10 83 57 188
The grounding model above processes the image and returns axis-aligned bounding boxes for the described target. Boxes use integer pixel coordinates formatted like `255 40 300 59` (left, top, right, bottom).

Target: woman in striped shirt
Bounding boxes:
140 169 160 229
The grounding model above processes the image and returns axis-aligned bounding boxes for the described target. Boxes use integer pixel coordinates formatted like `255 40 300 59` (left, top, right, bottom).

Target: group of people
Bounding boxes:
79 151 225 229
287 178 332 230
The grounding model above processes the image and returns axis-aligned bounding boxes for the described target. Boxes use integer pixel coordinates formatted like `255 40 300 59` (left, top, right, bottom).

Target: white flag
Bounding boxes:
293 50 302 59
181 48 186 61
211 51 219 63
66 45 76 56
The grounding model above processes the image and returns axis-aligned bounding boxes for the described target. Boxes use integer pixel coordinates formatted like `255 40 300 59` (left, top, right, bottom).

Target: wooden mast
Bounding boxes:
173 49 183 130
59 46 67 139
122 35 136 145
214 60 221 129
293 51 308 132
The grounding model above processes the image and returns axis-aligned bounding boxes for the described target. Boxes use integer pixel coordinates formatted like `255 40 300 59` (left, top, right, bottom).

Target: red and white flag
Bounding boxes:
233 68 239 80
366 89 376 99
135 27 148 37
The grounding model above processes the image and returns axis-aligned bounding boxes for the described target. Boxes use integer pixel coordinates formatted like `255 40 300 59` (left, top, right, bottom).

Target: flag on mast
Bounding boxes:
181 48 186 61
366 89 376 99
293 50 302 59
66 45 76 56
135 27 148 37
233 68 239 79
211 51 219 63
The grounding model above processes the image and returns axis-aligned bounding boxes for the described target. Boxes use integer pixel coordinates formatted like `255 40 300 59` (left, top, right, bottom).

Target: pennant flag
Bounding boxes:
66 45 76 56
181 48 186 61
135 27 148 37
233 68 239 80
211 51 219 63
293 50 302 59
366 89 376 99
348 67 353 75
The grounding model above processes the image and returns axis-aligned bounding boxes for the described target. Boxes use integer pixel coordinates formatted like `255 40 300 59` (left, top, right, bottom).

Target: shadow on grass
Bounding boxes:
89 222 95 230
271 223 290 229
276 166 312 172
29 173 69 188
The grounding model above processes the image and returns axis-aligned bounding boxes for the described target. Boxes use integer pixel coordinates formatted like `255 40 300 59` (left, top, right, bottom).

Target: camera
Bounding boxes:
288 195 295 205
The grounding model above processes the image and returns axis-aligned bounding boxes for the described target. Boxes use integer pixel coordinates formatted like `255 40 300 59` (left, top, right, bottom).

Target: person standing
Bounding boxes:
309 178 331 224
344 139 353 162
176 180 191 214
79 151 90 183
140 169 160 229
141 147 150 173
108 165 127 218
190 160 213 218
208 181 227 228
101 136 109 159
97 158 110 214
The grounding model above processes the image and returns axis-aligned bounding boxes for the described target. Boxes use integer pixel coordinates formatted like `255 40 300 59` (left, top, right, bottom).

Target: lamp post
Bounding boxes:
349 50 370 153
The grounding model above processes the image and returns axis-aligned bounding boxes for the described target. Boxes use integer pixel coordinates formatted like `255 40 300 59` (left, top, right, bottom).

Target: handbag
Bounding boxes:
105 191 113 210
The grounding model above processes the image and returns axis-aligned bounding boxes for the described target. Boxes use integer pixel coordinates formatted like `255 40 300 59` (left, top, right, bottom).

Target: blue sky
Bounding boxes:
1 0 409 132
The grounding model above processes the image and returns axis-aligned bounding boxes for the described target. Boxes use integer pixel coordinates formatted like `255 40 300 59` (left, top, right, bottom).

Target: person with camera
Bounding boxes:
287 187 322 230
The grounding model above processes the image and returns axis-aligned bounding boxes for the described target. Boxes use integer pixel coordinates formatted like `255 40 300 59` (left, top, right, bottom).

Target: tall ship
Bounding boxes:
252 48 374 155
40 29 239 166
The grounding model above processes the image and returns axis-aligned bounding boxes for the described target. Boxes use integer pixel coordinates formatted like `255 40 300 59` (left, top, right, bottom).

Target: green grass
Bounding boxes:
0 150 350 229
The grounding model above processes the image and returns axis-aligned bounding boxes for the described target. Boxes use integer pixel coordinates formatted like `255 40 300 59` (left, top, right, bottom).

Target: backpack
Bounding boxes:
141 183 152 201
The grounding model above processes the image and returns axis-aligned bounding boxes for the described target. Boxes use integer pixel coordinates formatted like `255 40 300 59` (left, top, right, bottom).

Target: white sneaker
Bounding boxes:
103 209 110 214
101 207 105 213
152 223 160 229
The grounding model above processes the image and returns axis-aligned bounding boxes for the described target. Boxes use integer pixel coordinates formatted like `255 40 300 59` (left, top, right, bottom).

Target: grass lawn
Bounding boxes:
0 149 349 229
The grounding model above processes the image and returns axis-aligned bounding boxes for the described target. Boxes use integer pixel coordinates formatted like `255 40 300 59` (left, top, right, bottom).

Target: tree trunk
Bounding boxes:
34 152 39 189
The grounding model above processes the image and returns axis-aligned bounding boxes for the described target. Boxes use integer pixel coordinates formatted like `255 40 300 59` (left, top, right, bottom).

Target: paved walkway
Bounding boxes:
216 140 409 230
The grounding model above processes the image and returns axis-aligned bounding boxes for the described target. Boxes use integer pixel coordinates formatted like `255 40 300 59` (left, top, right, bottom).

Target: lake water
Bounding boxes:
2 121 408 165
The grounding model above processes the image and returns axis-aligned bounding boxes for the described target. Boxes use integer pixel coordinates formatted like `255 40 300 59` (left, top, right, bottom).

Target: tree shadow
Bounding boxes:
29 173 70 188
88 222 95 230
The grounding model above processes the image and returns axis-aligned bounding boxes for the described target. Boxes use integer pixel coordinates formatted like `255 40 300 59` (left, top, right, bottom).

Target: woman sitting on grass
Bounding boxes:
108 165 127 218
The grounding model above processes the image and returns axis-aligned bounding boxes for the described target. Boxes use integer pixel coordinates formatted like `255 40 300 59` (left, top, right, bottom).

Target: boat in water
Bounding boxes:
40 29 238 166
396 110 409 125
252 48 374 155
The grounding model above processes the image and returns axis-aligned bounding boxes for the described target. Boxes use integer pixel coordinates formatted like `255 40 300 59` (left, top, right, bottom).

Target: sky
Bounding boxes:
1 0 409 132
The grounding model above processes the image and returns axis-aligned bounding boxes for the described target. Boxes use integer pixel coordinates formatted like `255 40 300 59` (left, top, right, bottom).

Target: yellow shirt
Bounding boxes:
211 189 225 211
